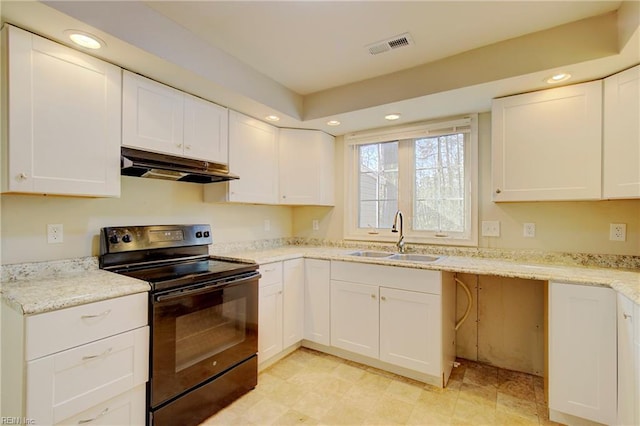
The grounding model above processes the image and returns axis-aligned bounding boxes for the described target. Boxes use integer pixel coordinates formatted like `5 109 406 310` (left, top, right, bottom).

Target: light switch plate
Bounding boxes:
481 220 500 237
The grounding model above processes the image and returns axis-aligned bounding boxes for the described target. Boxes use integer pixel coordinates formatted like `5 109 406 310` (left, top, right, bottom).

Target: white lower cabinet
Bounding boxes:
258 262 284 364
1 292 149 425
26 327 148 424
329 261 455 386
303 259 331 345
56 385 145 426
330 280 379 358
549 282 617 425
617 293 640 426
283 258 304 348
258 259 304 365
379 287 441 376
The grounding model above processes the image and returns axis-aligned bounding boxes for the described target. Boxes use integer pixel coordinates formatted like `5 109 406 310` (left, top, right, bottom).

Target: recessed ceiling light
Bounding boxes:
265 115 280 122
64 30 104 49
327 120 341 126
546 72 571 84
385 113 401 121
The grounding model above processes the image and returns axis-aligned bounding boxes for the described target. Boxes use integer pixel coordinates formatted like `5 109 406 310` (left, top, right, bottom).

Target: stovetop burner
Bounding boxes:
99 224 258 292
112 257 258 292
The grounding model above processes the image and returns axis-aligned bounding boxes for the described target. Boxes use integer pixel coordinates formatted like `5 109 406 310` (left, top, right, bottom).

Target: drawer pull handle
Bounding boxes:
371 294 376 299
81 310 111 320
78 407 109 424
623 313 632 320
82 347 113 361
381 296 387 301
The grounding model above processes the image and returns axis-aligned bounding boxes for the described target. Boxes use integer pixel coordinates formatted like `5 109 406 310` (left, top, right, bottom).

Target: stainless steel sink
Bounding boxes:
348 251 394 258
388 253 441 263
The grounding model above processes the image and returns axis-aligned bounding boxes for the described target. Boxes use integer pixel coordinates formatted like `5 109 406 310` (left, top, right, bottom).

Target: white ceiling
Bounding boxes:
1 1 639 136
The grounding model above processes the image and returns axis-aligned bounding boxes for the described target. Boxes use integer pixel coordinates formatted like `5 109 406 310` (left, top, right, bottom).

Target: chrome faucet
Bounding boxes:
391 210 405 253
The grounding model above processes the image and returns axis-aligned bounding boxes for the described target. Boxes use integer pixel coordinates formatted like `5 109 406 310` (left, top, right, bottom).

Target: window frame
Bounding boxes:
344 114 478 247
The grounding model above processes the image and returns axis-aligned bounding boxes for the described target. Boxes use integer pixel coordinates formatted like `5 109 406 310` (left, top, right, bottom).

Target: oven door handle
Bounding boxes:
154 272 260 302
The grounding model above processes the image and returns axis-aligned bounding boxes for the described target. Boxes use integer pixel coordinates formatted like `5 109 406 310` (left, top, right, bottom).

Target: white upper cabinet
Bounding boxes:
184 93 228 164
603 65 640 199
2 25 121 197
226 111 279 204
122 70 228 164
122 70 184 156
279 129 335 206
492 81 602 201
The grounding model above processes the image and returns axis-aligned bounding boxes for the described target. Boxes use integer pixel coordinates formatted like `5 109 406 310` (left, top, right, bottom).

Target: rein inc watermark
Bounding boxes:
1 418 35 425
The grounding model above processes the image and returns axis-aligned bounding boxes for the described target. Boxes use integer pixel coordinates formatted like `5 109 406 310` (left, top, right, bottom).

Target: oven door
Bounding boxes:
150 272 259 408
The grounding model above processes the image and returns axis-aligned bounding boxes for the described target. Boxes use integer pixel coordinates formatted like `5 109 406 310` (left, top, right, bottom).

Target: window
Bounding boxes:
345 115 478 246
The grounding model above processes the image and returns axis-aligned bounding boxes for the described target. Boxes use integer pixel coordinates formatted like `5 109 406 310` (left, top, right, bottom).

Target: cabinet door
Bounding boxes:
279 129 335 206
549 282 616 425
379 287 441 376
618 293 637 426
283 259 304 348
228 111 279 204
603 65 640 199
492 81 602 201
3 25 121 197
330 280 378 358
183 94 229 164
258 282 283 364
304 259 330 345
122 70 184 156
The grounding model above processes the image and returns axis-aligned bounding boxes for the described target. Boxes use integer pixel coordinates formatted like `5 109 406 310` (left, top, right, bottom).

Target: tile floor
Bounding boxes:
201 348 561 426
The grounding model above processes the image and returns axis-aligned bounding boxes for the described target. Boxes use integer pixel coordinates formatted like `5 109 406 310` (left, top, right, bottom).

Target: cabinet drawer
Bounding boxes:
26 292 148 361
259 262 283 287
57 384 145 425
27 326 149 424
331 261 441 294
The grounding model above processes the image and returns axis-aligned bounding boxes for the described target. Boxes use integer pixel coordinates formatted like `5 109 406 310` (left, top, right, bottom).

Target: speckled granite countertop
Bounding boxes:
2 245 638 316
1 257 150 315
213 246 640 305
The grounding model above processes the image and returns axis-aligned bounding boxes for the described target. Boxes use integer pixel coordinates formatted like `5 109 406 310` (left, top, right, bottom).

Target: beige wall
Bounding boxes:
2 112 639 265
293 112 640 256
1 176 293 264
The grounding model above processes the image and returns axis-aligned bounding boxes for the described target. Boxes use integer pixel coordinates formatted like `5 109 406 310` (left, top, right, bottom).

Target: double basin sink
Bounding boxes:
347 251 441 263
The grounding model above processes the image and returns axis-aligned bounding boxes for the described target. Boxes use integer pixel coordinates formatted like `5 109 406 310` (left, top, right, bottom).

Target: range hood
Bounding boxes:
121 147 239 183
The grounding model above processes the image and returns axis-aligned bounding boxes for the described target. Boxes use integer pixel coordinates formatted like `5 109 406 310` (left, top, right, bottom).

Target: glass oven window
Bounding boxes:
174 297 247 372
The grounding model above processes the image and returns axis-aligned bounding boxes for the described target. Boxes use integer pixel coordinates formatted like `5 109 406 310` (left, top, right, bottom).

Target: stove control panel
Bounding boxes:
100 224 213 254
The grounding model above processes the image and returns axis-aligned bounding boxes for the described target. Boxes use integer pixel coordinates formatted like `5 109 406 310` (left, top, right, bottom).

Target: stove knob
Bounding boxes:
195 231 203 238
109 235 119 244
122 234 132 243
203 231 210 238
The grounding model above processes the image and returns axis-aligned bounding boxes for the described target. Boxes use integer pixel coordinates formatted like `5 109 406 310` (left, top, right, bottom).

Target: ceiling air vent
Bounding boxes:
366 32 413 56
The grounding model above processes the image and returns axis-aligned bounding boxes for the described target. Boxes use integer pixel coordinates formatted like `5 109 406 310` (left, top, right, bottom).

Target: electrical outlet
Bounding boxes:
523 223 536 238
264 219 270 232
609 223 626 241
312 219 319 231
47 224 64 244
481 220 500 237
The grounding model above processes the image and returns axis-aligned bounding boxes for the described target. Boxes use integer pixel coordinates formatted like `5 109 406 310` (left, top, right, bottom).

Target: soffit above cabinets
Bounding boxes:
1 1 638 135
